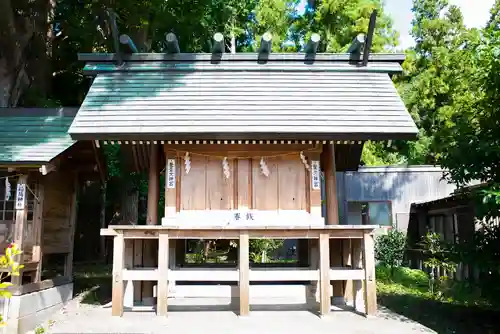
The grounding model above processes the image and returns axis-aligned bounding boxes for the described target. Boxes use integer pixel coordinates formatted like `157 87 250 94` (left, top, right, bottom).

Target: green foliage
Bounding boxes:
376 265 428 290
376 264 490 307
449 222 500 307
296 0 398 52
374 229 407 276
252 0 300 51
389 0 478 165
419 232 456 297
435 2 500 215
0 243 23 326
376 264 495 334
249 239 284 262
361 141 406 166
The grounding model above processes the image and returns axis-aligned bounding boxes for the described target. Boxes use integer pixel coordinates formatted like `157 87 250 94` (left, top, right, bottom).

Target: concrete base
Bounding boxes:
131 284 351 311
2 283 73 334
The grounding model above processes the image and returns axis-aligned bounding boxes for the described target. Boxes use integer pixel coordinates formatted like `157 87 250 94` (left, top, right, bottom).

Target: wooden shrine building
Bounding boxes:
73 28 418 317
0 107 104 333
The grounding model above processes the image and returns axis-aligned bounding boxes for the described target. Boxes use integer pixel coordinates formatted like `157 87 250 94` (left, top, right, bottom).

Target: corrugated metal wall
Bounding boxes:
336 166 458 231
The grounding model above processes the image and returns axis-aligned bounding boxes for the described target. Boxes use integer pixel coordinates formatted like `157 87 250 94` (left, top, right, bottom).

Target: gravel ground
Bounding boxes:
39 294 435 334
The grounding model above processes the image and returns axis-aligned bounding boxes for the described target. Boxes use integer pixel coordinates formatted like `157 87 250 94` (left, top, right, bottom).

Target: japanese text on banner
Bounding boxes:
311 160 320 190
167 159 176 189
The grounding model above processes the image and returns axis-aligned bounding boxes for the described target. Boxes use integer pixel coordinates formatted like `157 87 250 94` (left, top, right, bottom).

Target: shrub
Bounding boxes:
375 229 407 277
0 243 23 326
419 232 456 297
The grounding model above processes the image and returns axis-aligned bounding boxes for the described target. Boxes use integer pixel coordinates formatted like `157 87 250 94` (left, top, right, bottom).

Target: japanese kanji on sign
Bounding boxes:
166 159 176 189
15 183 26 210
311 160 321 190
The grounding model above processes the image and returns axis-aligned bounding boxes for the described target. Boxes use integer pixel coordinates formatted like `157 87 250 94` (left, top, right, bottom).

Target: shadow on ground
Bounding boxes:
378 293 500 334
73 263 112 305
71 263 500 334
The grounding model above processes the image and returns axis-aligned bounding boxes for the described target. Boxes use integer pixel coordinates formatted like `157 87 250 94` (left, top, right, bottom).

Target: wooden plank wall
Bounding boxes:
41 172 74 255
169 145 317 212
165 143 322 270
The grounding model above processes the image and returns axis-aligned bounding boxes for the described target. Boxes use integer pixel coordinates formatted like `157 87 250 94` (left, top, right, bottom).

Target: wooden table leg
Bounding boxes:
157 232 169 316
351 239 363 312
239 231 249 316
124 240 134 308
363 232 377 316
342 239 353 305
319 232 330 316
112 233 125 316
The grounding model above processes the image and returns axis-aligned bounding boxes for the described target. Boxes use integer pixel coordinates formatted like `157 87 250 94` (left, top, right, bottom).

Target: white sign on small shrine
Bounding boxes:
161 209 325 227
166 159 176 189
231 210 257 224
15 183 26 210
311 160 321 190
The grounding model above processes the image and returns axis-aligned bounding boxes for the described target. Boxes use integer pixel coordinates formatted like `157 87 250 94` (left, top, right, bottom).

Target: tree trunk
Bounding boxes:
120 179 139 225
0 0 53 106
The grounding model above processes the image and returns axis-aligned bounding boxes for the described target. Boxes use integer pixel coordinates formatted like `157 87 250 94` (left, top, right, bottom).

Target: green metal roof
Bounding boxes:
70 53 418 141
0 108 78 164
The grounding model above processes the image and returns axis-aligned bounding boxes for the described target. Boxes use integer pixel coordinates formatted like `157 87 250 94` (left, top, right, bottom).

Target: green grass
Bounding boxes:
376 265 500 334
72 263 112 305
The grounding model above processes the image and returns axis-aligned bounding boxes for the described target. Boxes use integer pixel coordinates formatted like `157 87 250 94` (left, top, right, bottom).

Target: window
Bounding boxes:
428 214 459 244
0 174 15 222
0 174 37 255
347 201 393 226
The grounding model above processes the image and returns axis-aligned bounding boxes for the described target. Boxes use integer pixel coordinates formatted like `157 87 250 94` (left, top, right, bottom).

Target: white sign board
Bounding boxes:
15 183 26 210
231 210 257 224
311 160 321 190
166 159 176 189
161 210 325 227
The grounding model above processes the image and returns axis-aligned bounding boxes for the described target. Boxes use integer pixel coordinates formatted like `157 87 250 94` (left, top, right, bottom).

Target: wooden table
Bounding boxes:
101 225 377 317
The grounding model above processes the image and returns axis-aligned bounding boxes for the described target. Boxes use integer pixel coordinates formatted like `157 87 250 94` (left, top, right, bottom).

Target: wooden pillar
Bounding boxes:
351 239 364 312
32 182 44 282
320 143 339 224
363 232 377 316
124 239 134 308
343 239 353 305
157 232 169 316
164 147 181 281
307 239 318 304
319 232 330 316
147 144 160 225
112 232 125 316
99 182 107 261
306 151 322 300
320 144 343 302
239 231 250 316
65 175 79 278
143 144 160 302
12 175 28 286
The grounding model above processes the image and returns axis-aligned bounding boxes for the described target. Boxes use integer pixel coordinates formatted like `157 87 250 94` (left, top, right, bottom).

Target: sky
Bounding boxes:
297 0 495 49
384 0 495 48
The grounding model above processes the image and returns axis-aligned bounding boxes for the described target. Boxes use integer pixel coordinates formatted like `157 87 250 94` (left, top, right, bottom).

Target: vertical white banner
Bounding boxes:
15 183 26 210
166 159 176 189
311 160 321 190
